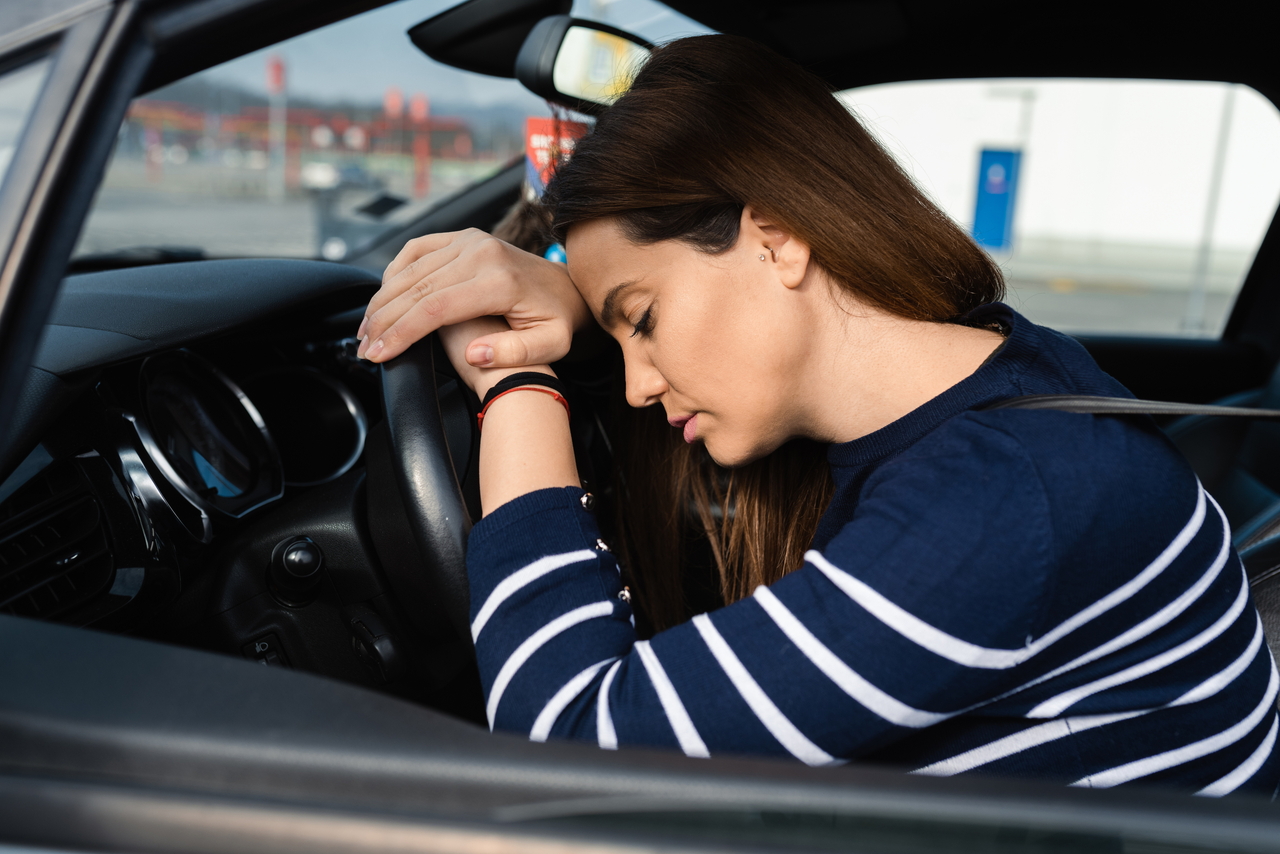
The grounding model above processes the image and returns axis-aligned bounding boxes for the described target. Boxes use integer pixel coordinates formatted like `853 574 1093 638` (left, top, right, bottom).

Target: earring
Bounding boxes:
758 254 766 261
769 247 777 262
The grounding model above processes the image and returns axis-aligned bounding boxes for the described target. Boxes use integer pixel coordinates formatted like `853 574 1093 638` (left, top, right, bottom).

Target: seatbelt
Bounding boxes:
982 395 1280 420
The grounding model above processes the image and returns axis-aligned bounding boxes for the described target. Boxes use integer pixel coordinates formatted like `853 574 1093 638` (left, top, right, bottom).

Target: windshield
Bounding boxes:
0 56 51 188
73 0 710 265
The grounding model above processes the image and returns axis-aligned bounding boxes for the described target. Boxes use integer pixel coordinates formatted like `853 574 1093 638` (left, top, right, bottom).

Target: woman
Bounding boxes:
357 35 1279 793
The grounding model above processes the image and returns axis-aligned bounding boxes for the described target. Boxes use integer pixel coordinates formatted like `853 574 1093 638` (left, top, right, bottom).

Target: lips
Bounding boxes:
668 414 698 444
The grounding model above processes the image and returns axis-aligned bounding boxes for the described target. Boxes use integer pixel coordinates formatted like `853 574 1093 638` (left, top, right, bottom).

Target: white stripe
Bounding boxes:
529 657 617 743
635 640 709 758
914 712 1142 777
596 660 623 750
485 600 614 728
692 614 840 767
1073 655 1279 788
995 497 1232 705
803 485 1208 669
1174 615 1266 706
753 587 950 728
915 617 1266 777
1029 486 1208 651
806 549 1024 669
1197 714 1279 797
1028 569 1250 718
471 550 597 641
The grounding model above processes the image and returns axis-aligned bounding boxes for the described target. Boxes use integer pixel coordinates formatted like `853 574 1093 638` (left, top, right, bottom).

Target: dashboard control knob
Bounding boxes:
268 536 324 606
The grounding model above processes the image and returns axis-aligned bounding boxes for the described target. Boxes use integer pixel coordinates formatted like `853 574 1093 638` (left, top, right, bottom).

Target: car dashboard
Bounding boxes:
0 259 485 715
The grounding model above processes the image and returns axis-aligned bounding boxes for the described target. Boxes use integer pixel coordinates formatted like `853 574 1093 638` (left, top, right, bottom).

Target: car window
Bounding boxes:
840 80 1280 338
73 0 549 264
0 56 51 189
72 0 709 266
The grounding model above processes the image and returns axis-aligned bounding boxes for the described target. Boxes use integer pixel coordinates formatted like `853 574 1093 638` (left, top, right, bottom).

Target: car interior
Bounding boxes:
3 0 1280 850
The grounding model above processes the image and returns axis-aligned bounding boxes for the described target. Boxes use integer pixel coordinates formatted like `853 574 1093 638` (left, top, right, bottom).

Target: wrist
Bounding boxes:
468 365 556 399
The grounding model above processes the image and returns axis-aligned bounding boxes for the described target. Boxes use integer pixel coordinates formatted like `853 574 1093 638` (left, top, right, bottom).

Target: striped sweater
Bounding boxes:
465 303 1280 795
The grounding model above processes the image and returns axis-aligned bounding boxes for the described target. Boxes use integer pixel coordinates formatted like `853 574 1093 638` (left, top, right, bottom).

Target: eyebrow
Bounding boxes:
600 279 640 327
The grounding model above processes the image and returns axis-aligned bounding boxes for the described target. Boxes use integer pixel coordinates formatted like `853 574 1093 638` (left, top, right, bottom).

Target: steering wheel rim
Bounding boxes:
373 336 474 645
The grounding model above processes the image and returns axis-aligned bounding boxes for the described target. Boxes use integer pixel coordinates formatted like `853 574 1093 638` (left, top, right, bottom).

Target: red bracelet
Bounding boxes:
476 386 571 430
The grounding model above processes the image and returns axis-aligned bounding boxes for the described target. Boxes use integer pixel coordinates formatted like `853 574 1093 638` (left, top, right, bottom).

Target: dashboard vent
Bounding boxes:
0 461 113 621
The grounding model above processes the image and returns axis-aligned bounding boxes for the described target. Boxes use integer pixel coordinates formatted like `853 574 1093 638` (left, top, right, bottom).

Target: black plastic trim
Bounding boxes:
407 0 571 79
2 615 1280 852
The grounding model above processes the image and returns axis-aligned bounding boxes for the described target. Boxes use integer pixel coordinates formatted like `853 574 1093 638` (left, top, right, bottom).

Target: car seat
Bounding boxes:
1165 365 1280 662
1165 362 1280 548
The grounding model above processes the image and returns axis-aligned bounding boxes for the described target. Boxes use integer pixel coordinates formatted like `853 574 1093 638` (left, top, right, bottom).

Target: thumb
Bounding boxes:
466 324 573 368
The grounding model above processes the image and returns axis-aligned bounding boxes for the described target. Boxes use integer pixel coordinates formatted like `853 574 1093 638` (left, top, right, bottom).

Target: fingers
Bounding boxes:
464 324 574 369
382 229 472 285
361 248 508 355
361 235 473 337
360 271 512 363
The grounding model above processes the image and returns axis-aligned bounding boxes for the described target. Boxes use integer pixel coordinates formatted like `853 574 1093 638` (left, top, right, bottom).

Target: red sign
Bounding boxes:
383 86 403 119
525 116 588 196
266 55 285 95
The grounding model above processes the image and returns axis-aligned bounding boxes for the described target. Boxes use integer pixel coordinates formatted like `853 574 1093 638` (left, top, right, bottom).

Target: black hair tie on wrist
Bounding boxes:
480 372 570 409
477 372 571 431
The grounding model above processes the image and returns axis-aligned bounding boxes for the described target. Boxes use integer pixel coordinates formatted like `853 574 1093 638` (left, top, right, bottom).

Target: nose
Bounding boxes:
623 354 668 409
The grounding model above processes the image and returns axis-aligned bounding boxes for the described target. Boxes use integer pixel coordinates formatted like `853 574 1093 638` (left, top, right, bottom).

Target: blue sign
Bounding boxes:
972 149 1022 251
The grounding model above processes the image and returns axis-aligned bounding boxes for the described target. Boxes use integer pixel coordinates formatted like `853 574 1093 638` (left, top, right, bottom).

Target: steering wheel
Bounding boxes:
364 336 475 652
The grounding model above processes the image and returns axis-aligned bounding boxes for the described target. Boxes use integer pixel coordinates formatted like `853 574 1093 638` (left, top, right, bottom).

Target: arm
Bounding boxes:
463 415 1065 763
437 317 578 515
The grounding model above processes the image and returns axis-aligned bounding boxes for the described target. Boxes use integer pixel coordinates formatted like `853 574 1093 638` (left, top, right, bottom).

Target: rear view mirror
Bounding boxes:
408 0 571 78
516 16 651 115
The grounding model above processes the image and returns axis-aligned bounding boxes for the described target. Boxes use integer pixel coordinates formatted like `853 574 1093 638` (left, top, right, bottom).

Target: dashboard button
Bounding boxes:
241 632 289 667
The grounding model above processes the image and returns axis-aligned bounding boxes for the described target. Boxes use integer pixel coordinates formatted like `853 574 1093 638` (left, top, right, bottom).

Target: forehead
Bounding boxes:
564 218 641 294
565 218 715 307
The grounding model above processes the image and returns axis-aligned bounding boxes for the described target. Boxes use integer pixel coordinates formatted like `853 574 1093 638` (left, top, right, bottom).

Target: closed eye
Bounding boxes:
630 306 655 338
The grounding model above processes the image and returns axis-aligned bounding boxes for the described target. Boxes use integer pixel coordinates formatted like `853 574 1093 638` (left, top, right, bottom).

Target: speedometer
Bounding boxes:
139 351 283 519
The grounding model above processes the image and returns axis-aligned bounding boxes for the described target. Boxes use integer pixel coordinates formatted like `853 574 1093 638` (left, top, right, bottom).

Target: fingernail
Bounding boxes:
356 335 368 358
469 344 494 366
357 317 367 339
366 340 384 361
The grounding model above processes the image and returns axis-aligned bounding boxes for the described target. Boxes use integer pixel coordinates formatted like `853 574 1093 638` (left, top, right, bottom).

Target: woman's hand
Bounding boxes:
357 229 592 368
437 315 554 398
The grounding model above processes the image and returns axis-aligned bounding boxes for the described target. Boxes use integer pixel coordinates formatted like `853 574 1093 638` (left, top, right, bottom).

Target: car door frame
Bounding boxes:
0 0 146 430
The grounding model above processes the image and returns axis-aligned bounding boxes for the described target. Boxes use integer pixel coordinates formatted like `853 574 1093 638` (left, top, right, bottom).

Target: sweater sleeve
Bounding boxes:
464 418 1066 764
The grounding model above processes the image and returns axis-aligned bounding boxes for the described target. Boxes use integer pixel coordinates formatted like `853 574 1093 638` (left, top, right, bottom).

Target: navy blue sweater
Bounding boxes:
465 303 1280 795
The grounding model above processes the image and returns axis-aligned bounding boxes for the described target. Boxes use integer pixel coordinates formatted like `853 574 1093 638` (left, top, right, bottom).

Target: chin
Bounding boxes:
702 436 773 469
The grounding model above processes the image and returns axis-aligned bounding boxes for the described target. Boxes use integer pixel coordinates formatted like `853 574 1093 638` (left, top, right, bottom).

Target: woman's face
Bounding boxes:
566 214 819 467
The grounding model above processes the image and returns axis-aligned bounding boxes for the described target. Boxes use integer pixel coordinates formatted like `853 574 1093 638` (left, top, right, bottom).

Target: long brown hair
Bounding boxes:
541 35 1005 631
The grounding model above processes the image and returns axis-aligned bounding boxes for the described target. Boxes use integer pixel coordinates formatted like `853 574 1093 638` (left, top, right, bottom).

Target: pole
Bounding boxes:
410 93 430 198
1183 85 1236 335
266 55 287 203
1017 89 1035 150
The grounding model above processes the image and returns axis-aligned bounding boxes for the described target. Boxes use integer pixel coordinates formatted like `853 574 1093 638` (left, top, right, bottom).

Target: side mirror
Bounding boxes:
515 16 651 115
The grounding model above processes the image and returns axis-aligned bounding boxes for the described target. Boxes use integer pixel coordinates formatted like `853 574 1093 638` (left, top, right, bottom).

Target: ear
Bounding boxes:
740 205 810 290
